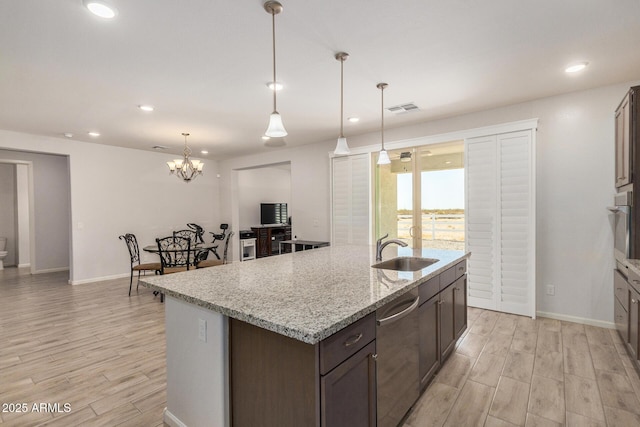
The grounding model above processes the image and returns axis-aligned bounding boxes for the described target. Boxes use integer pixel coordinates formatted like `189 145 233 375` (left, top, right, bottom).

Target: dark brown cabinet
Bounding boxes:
419 260 467 388
418 294 440 388
615 90 632 188
439 283 456 361
252 225 292 258
320 341 376 427
230 313 376 427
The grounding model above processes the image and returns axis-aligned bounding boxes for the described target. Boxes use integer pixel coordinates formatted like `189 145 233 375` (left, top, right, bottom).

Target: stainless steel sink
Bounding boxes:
372 257 439 272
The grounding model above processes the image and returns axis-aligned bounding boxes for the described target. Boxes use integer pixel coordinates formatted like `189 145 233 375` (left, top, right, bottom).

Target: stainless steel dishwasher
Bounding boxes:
376 288 420 427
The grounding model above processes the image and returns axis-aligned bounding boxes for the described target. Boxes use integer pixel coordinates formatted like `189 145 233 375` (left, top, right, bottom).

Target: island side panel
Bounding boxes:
230 318 319 427
165 296 229 427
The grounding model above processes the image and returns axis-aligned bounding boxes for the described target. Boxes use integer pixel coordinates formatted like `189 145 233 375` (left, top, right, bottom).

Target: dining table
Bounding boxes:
142 242 218 266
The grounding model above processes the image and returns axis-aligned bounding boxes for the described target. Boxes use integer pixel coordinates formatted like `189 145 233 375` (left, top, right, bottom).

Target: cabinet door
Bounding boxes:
615 298 629 344
615 93 631 187
453 276 467 340
321 341 376 427
419 296 440 388
439 284 456 361
630 286 639 360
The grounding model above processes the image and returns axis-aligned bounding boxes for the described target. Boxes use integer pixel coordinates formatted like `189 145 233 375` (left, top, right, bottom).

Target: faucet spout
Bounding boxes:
376 234 408 261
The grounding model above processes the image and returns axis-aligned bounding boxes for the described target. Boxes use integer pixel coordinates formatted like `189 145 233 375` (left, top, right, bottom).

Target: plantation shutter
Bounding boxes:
332 154 370 245
466 130 535 317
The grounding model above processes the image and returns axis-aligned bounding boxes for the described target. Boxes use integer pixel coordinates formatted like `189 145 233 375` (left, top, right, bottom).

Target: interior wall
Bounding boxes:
220 79 640 325
0 130 219 284
238 165 291 230
219 141 333 262
16 164 30 267
0 150 70 273
0 163 16 267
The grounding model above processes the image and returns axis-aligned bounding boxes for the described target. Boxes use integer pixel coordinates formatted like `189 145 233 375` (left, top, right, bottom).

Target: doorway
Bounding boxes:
374 141 465 250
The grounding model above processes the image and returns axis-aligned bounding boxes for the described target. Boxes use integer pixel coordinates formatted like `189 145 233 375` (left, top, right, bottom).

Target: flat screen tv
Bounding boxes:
260 203 288 225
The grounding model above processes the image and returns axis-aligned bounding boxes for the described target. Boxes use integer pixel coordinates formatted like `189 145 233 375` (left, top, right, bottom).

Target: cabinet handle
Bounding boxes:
617 287 623 291
458 266 464 271
633 299 638 304
343 333 363 347
633 280 640 284
377 297 420 326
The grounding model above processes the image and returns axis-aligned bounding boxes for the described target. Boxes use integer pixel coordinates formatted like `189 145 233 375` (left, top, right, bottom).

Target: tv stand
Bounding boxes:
251 225 292 258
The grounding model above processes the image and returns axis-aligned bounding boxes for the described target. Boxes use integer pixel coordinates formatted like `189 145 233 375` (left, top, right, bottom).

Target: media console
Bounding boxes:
251 225 292 258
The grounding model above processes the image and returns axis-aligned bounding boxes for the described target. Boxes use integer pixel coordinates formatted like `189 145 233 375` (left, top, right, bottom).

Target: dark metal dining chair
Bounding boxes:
156 235 192 275
186 223 205 244
119 233 161 296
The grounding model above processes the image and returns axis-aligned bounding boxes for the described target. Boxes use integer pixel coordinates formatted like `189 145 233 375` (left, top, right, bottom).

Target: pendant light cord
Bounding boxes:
380 84 385 150
271 11 277 113
339 58 344 138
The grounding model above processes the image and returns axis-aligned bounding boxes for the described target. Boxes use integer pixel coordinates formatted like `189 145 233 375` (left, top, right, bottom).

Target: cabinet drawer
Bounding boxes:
419 275 440 303
454 260 467 280
615 269 629 309
629 267 640 294
320 313 375 375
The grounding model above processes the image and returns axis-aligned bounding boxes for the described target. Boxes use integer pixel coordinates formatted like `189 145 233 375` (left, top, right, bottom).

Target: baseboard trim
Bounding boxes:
34 267 69 274
17 263 31 268
537 310 615 330
69 272 130 285
163 408 187 427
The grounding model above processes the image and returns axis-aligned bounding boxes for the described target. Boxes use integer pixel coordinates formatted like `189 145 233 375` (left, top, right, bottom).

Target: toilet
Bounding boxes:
0 237 7 270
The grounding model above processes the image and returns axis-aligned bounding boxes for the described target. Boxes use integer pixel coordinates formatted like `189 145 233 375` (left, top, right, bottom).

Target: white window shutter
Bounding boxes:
466 130 535 317
331 154 370 245
466 136 498 310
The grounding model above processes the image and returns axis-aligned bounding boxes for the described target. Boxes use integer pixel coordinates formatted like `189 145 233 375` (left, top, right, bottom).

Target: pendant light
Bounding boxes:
376 83 391 165
166 133 204 183
334 52 350 155
264 1 287 138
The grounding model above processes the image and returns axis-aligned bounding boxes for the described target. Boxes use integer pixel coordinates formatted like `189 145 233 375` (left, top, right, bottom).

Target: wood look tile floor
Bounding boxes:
404 307 640 427
2 267 640 426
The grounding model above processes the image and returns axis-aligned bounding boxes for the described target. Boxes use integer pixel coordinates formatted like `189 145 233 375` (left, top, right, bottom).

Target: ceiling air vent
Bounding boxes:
386 103 420 114
152 145 168 150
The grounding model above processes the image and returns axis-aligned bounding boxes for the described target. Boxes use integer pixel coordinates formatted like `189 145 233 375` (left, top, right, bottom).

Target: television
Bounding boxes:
260 203 288 225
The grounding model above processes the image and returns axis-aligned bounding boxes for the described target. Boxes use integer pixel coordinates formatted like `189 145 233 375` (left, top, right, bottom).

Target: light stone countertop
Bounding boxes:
141 244 469 344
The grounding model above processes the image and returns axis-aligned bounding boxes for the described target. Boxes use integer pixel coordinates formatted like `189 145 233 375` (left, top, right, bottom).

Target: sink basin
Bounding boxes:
372 257 439 272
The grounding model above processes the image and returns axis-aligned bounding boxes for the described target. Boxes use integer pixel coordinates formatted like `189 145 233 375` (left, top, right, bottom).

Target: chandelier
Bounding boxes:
166 133 204 183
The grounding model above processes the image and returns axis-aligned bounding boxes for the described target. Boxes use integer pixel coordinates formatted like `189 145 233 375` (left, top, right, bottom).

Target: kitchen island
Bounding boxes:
141 244 469 427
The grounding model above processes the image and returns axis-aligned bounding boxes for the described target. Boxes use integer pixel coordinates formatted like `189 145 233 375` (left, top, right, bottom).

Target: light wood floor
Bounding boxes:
404 306 640 427
2 268 640 426
0 267 166 426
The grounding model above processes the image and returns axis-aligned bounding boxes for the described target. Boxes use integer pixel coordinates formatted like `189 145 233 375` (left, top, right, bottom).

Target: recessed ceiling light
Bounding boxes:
348 117 360 123
565 62 588 73
138 105 154 112
88 131 100 137
63 133 73 138
445 161 451 164
267 82 283 91
201 150 209 155
83 0 118 19
261 135 271 140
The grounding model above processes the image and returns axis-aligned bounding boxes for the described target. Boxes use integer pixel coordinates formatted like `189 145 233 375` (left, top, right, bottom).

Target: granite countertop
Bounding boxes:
141 244 469 344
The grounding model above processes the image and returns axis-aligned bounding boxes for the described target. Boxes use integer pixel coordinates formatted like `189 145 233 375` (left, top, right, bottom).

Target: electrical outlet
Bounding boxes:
198 318 207 342
546 285 555 296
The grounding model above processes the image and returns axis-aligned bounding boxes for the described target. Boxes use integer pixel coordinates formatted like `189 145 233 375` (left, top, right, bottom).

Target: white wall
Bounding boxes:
220 80 640 325
0 163 16 267
219 141 333 261
16 164 30 267
0 153 70 272
0 130 219 284
238 164 291 229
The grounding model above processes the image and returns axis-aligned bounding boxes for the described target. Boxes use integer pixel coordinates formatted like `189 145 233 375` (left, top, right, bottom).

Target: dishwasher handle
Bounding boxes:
377 297 419 326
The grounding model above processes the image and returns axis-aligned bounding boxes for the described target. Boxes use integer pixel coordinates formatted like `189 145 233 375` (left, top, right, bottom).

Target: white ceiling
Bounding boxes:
1 0 639 159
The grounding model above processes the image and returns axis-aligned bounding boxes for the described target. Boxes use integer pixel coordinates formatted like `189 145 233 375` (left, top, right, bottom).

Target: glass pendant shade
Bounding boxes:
265 111 287 137
377 149 391 165
334 137 350 155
